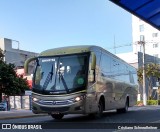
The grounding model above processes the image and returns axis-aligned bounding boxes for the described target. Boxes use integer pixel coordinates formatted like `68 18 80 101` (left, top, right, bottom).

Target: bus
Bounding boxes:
24 45 138 119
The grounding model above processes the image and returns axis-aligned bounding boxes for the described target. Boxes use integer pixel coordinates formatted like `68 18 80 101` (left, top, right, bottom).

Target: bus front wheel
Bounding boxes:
51 113 64 120
94 100 104 117
88 100 103 118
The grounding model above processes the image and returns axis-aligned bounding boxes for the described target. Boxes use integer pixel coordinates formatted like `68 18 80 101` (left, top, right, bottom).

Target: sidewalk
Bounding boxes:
0 109 48 120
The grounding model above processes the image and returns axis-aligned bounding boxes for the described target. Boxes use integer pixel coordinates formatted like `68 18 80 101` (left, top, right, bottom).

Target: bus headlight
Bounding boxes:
32 97 39 102
70 95 86 102
75 97 81 102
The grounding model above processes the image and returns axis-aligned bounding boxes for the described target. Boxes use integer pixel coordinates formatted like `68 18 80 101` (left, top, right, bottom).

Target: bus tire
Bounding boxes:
95 100 104 118
88 100 104 118
51 113 64 120
117 98 129 113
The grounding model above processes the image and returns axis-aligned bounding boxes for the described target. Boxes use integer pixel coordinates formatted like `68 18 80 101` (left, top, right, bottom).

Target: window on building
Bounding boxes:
152 33 158 37
153 43 158 48
139 25 144 32
140 35 145 41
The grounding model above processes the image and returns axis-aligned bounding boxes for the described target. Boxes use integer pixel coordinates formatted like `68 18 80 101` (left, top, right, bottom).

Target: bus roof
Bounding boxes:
39 45 96 56
39 45 136 69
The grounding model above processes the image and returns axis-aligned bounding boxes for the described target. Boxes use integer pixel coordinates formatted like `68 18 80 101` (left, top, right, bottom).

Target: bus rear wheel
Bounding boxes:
117 99 129 113
51 113 64 120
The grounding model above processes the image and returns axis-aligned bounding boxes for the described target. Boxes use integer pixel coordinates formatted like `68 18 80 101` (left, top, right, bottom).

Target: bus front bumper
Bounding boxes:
32 100 86 115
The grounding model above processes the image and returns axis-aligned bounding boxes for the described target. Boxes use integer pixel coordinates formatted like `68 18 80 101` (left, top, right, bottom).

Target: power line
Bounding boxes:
107 43 133 50
107 40 160 51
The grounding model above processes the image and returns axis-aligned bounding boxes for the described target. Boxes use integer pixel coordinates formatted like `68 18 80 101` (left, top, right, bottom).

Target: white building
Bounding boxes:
132 15 160 58
117 15 160 68
0 38 38 75
116 15 160 100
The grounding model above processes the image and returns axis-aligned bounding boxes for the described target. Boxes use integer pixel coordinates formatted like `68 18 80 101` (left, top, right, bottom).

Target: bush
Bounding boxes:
137 100 160 105
147 100 158 105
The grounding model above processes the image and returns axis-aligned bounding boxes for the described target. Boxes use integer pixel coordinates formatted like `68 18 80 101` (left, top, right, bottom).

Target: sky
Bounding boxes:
0 0 133 54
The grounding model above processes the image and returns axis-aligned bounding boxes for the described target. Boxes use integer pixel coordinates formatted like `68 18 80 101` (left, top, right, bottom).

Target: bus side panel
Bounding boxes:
85 84 98 114
121 83 138 107
112 81 125 109
85 49 101 114
126 85 138 107
96 75 116 110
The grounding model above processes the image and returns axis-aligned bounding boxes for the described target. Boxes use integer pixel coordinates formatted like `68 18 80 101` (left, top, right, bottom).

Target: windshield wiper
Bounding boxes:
59 71 69 94
43 65 54 89
50 58 69 93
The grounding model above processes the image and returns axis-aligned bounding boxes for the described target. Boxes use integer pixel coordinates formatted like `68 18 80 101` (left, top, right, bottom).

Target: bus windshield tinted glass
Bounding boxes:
34 54 88 94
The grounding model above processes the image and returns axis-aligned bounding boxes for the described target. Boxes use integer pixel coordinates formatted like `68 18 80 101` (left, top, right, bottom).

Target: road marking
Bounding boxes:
151 120 160 123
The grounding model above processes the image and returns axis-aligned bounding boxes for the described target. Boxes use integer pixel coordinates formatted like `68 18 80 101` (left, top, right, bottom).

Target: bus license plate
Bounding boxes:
51 112 60 114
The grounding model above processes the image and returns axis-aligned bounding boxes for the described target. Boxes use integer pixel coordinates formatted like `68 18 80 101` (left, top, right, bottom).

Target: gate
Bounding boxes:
9 96 31 110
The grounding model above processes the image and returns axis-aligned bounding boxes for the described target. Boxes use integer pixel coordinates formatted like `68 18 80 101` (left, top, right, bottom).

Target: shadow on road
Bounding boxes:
46 110 131 122
43 107 160 123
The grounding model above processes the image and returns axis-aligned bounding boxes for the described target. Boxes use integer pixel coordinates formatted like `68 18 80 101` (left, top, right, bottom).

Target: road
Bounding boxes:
0 106 160 131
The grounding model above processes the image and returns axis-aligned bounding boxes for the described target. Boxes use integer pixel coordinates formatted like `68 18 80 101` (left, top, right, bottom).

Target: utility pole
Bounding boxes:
142 41 147 106
138 41 147 106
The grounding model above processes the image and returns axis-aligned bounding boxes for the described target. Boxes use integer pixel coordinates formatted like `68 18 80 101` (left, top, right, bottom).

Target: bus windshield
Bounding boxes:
33 54 88 94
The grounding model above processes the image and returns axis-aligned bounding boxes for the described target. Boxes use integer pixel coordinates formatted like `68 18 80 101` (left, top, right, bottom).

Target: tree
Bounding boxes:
137 63 160 99
0 48 4 61
0 49 30 102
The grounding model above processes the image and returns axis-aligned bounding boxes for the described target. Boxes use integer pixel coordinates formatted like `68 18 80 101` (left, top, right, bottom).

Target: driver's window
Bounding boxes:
35 66 43 85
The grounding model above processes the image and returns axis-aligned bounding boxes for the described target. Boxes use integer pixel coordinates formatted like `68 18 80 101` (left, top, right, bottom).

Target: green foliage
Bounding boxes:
147 100 158 105
0 48 4 61
137 100 160 105
146 63 160 78
137 63 160 84
137 67 143 83
137 63 160 99
0 49 30 102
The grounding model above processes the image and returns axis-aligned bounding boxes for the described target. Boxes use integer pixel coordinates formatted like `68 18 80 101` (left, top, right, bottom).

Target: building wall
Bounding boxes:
0 38 38 75
132 15 160 58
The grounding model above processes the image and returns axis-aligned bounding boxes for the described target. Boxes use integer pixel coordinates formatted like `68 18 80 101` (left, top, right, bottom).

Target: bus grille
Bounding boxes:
38 100 72 105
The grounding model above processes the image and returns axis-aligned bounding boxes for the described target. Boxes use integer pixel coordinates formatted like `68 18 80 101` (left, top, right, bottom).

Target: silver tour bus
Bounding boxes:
24 45 138 119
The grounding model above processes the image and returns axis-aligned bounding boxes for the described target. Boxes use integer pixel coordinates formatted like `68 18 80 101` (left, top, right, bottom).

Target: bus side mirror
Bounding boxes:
89 52 96 82
88 70 95 83
91 52 96 70
24 57 37 75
